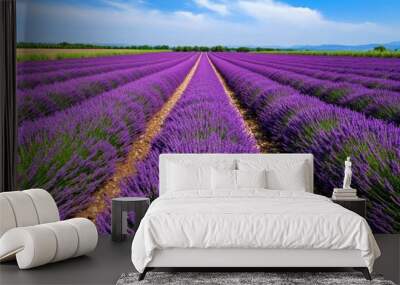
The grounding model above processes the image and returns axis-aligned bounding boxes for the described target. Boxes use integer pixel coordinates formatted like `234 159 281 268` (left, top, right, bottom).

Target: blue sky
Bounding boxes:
17 0 400 46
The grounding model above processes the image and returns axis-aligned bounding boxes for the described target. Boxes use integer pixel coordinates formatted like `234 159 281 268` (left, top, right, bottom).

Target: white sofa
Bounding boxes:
0 189 98 269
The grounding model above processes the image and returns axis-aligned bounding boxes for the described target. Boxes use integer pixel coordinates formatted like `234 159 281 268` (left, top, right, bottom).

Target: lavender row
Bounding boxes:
230 53 400 92
254 53 400 73
95 55 259 234
18 54 193 124
17 53 148 75
17 56 171 89
209 54 400 234
17 55 198 219
17 52 170 75
244 54 400 81
215 54 400 125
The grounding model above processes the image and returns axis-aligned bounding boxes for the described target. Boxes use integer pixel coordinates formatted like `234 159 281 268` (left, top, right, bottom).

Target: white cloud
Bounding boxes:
174 11 206 22
194 0 229 16
238 0 321 25
17 0 400 46
102 0 135 11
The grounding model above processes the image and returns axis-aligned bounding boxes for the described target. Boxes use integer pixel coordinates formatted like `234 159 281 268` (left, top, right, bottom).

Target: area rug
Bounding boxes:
116 271 395 285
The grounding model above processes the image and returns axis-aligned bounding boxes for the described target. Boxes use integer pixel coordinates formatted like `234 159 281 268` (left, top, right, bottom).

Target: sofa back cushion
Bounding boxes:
0 189 59 238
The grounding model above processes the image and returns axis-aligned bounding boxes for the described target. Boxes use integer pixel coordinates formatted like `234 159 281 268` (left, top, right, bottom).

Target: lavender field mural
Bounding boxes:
16 0 400 234
16 51 400 234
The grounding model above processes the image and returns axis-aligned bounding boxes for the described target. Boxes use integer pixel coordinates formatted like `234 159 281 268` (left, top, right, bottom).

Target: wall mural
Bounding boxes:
16 0 400 234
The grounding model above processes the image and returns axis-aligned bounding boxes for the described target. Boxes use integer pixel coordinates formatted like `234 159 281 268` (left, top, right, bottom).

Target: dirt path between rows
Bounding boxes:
207 55 275 153
78 54 202 220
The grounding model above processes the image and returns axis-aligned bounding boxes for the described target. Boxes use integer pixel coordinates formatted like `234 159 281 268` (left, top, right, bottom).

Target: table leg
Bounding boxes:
112 202 122 241
122 210 128 235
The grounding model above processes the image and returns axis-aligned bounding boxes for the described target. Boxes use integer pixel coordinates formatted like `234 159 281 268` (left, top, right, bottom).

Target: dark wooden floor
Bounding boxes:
1 235 398 285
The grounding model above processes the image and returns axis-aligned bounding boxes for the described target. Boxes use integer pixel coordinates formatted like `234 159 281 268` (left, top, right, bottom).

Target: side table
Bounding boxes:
331 197 367 218
112 197 150 242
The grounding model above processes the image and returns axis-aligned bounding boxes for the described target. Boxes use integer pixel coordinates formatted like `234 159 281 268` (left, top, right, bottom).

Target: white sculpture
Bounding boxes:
342 157 352 189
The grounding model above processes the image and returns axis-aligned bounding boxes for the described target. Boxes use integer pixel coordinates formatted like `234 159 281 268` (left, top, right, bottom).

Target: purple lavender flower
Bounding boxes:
214 53 400 124
96 55 259 234
17 55 198 219
17 53 194 124
209 53 400 234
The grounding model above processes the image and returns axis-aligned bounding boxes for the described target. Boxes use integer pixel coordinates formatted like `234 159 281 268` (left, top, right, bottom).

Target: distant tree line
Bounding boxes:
17 42 399 54
373 45 388 52
17 42 170 50
172 45 295 52
174 45 397 53
17 42 297 52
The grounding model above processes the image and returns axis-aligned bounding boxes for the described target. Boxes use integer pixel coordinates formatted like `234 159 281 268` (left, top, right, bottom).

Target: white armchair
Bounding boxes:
0 189 98 269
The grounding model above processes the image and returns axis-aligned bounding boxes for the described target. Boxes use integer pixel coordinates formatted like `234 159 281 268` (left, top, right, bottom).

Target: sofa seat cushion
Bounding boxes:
0 218 97 269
